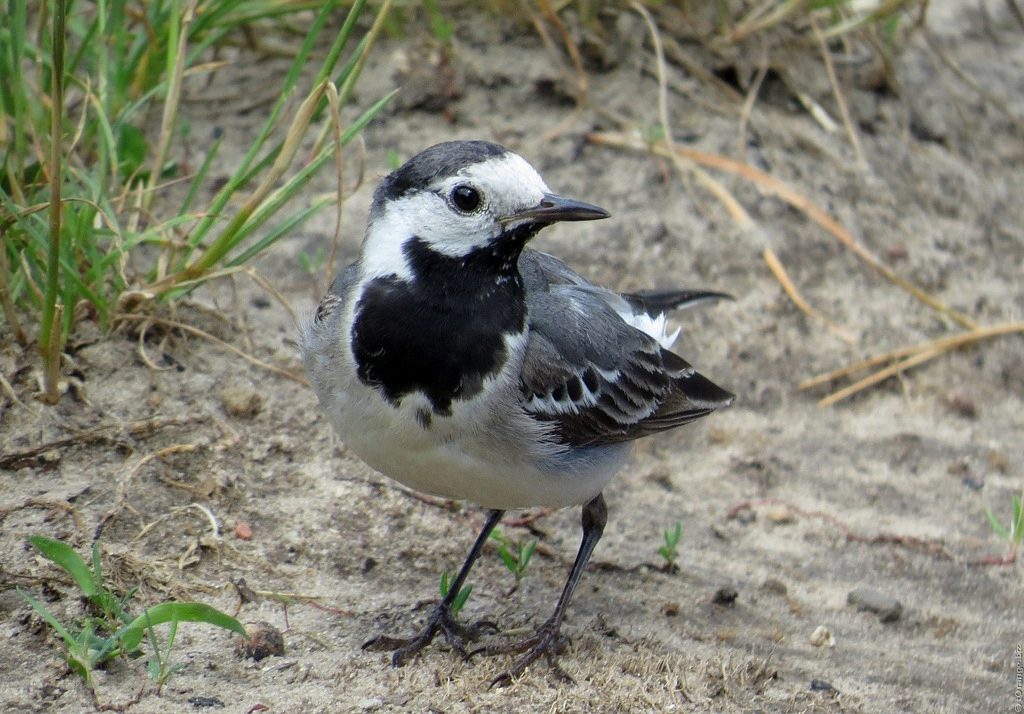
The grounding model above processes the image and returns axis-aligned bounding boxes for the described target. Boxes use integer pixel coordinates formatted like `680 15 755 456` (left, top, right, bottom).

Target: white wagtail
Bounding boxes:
299 140 733 685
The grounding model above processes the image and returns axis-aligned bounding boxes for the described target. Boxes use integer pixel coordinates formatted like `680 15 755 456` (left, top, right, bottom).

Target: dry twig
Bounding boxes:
801 321 1024 406
113 312 306 384
588 130 976 331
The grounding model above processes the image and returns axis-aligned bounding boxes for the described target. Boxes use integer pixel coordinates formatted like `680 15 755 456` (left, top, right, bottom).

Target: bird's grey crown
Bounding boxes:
372 140 510 211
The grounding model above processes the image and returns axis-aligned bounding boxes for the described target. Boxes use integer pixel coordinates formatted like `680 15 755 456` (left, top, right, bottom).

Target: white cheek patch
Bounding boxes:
417 207 495 259
359 202 419 282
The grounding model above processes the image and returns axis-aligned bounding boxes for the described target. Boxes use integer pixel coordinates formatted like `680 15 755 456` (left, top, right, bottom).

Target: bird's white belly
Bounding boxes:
321 378 627 510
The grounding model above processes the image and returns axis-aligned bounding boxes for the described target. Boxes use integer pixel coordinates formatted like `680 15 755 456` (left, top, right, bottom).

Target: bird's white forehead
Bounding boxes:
434 152 550 212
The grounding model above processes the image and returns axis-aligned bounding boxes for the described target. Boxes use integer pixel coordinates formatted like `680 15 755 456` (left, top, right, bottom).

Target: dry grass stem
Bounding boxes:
810 15 867 168
502 508 557 528
0 498 87 542
922 30 1024 132
802 321 1024 406
43 304 63 403
140 0 198 225
536 0 588 103
0 369 31 412
0 414 207 470
815 344 945 407
633 4 853 343
112 312 306 384
728 497 954 560
96 442 204 540
133 503 221 545
736 47 770 157
0 246 27 345
153 265 299 326
762 247 857 343
588 130 976 330
527 4 587 142
633 2 675 156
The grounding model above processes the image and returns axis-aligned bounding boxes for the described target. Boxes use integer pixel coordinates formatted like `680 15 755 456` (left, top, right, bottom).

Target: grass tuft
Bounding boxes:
21 535 245 691
1 0 393 400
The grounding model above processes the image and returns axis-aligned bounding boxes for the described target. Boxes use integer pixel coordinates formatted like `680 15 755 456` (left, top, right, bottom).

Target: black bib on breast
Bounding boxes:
352 236 529 416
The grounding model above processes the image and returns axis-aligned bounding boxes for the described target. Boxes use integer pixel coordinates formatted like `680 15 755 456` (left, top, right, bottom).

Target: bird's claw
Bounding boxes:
362 603 497 666
471 620 574 687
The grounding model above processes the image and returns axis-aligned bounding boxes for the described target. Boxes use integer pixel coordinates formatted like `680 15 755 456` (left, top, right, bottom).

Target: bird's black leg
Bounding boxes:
479 493 607 687
363 508 504 666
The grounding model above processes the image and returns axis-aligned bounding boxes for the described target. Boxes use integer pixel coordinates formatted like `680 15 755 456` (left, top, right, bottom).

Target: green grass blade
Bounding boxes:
453 585 472 615
28 536 100 598
120 602 246 652
225 195 333 269
178 134 223 216
175 0 346 268
985 506 1010 540
17 587 79 648
520 541 536 570
496 546 517 573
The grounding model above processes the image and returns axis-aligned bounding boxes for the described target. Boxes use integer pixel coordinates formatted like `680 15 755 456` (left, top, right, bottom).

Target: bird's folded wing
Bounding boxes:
521 281 733 449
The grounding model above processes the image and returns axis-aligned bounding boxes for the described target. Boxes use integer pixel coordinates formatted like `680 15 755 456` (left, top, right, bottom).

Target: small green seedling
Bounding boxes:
641 124 667 146
387 149 403 171
985 485 1024 563
144 610 185 693
20 536 245 690
439 571 472 617
489 529 537 592
297 246 326 277
423 0 456 44
658 522 683 573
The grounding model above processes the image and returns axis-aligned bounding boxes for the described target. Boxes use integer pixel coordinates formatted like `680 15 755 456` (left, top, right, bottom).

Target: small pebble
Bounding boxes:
986 449 1008 473
766 505 795 524
961 476 985 491
712 586 738 607
235 622 285 661
761 578 788 596
885 244 908 261
188 696 225 708
848 586 903 623
809 625 835 647
234 522 253 540
220 384 262 419
943 390 977 419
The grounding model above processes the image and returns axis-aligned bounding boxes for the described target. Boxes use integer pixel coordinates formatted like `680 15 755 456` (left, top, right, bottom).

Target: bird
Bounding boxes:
299 140 734 685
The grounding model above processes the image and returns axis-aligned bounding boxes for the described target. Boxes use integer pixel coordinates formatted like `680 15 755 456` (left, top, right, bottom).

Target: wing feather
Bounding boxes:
519 250 733 448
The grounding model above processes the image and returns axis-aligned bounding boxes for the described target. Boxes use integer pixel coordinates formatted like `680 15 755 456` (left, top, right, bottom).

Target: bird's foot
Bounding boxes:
362 602 497 666
473 618 573 687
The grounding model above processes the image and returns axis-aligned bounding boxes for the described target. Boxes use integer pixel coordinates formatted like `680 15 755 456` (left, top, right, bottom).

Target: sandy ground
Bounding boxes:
2 3 1023 712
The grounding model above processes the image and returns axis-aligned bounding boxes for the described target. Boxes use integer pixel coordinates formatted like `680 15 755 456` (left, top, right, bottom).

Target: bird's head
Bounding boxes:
359 141 609 279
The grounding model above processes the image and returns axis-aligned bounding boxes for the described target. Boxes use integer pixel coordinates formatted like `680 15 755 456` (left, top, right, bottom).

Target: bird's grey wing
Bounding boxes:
521 283 734 449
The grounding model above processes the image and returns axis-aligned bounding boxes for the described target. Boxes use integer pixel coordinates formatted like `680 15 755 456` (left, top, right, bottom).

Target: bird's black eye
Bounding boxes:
450 184 481 213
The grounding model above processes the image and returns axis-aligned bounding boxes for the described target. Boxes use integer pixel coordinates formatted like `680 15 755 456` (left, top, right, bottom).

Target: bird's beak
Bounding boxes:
502 193 610 226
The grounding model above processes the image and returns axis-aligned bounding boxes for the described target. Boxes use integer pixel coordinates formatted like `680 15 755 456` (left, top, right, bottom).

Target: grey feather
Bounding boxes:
518 250 734 448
